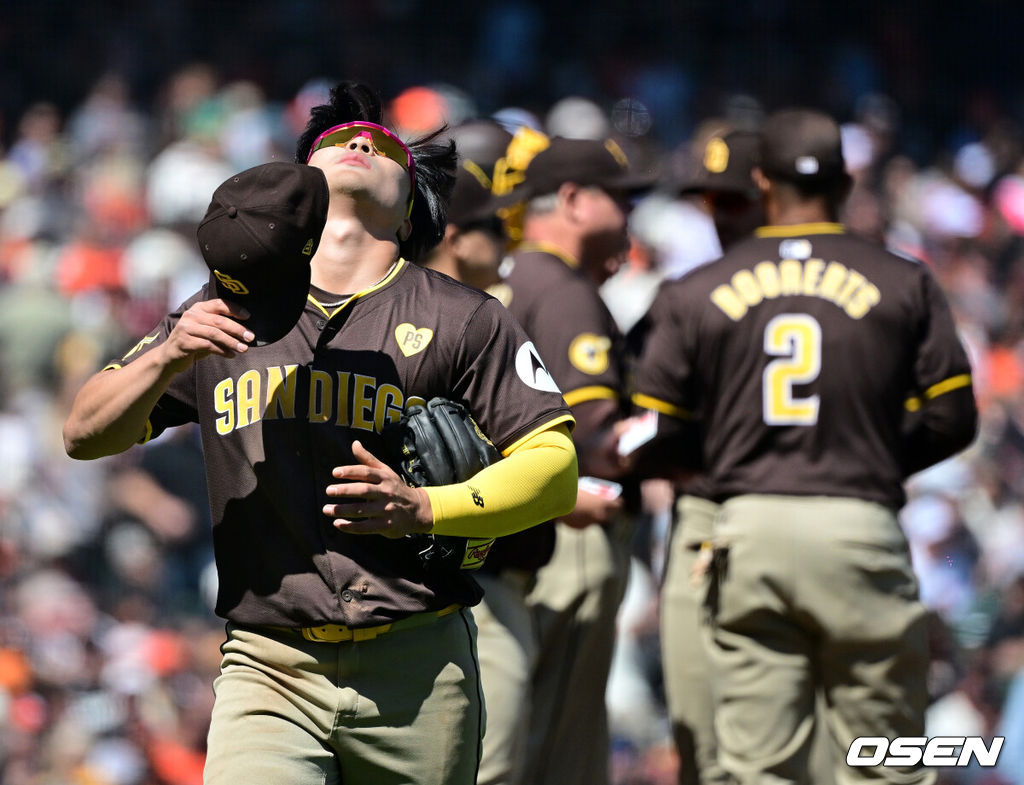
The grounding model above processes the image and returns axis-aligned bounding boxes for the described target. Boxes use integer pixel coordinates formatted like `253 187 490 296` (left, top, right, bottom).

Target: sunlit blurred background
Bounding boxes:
2 2 1024 783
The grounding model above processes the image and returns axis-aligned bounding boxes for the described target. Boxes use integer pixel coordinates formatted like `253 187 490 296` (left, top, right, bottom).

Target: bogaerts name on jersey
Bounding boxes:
710 258 881 321
213 364 420 436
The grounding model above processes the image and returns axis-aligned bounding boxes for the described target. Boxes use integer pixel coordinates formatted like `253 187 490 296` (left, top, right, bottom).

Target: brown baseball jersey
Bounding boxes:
108 260 572 628
482 245 630 571
634 222 976 509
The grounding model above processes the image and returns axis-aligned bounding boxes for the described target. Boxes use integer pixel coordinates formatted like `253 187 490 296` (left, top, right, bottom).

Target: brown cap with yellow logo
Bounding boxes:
675 129 761 196
197 162 329 345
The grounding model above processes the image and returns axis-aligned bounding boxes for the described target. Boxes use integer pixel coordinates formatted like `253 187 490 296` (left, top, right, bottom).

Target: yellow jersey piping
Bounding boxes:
563 385 618 408
754 222 846 238
632 393 693 420
904 374 972 412
308 258 407 319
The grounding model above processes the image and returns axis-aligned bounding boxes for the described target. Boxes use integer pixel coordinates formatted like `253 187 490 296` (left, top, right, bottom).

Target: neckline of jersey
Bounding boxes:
754 222 846 238
515 241 580 269
308 258 406 319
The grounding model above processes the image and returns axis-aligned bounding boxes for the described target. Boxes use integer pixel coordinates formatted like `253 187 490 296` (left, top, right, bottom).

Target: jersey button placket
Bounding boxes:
341 589 354 602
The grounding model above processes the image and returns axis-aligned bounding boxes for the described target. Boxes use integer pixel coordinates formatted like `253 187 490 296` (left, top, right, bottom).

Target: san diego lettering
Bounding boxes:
212 364 416 436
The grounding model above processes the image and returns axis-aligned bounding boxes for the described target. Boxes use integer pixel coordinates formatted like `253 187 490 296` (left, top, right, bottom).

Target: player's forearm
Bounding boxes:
63 348 181 460
425 423 578 537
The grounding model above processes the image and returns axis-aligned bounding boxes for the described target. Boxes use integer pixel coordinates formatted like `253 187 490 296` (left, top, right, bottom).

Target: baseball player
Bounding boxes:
657 127 762 785
497 136 655 785
654 126 836 785
416 118 536 785
421 119 512 295
63 81 578 785
630 109 977 784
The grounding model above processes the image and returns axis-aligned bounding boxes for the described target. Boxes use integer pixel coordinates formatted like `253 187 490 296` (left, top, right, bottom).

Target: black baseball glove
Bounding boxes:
382 397 501 572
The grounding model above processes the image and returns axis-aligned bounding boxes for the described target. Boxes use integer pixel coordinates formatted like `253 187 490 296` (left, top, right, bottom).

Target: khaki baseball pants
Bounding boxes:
472 569 537 785
706 495 934 785
203 609 483 785
522 517 632 785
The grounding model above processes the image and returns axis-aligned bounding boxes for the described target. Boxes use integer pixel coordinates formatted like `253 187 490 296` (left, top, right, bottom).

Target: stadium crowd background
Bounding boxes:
2 1 1024 783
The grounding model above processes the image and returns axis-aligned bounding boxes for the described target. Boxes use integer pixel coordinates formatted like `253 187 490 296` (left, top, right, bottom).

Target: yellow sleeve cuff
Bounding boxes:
424 422 578 538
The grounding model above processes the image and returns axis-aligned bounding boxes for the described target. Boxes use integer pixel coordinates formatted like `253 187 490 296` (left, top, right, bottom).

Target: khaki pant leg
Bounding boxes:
661 495 730 785
205 624 343 785
799 501 934 785
708 496 935 785
523 518 632 785
472 570 537 785
707 498 821 785
205 611 483 785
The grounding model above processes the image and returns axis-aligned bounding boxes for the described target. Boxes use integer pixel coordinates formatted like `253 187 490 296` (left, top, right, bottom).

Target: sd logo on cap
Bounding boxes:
197 162 329 345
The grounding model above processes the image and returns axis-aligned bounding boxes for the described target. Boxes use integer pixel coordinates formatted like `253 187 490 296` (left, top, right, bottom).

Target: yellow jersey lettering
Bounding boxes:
753 261 782 298
778 260 804 295
845 282 881 319
710 284 747 320
802 258 826 296
309 370 333 423
374 384 404 432
335 371 351 427
236 370 262 428
835 270 866 307
817 261 848 301
214 378 235 435
732 269 763 307
352 375 376 432
265 365 298 420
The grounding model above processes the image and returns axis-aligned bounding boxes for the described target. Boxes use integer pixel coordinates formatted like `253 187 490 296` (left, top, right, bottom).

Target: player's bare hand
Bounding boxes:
562 487 624 529
323 441 434 538
159 299 254 373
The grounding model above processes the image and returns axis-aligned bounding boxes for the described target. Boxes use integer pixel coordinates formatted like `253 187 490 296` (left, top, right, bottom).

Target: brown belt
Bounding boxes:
294 603 462 643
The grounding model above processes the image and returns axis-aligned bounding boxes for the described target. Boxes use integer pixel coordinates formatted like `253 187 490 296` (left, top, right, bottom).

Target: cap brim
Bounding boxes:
210 267 311 346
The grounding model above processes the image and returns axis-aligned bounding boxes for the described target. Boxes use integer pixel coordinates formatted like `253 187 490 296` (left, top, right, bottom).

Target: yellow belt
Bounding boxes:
298 603 462 643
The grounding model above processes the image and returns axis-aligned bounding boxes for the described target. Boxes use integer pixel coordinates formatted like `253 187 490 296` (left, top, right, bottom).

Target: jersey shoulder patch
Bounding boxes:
568 333 612 375
515 342 560 392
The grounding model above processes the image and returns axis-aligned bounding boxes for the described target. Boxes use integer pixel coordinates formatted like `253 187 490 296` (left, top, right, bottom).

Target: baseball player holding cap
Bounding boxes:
495 135 655 785
63 81 578 785
630 108 977 784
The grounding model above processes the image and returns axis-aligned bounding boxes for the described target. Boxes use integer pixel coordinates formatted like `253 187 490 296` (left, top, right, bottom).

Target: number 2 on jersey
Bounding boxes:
762 314 821 425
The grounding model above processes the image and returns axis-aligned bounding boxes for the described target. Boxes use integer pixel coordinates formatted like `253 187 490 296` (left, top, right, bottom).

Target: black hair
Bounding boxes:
294 80 457 262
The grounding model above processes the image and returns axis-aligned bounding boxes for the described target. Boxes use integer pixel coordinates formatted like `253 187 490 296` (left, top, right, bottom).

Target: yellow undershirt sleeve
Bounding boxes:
424 422 578 538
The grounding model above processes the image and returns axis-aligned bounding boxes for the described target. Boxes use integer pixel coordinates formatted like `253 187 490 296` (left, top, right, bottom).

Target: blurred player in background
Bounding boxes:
630 108 977 784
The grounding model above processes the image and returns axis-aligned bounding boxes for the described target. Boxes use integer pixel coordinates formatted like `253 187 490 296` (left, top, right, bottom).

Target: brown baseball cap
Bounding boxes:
675 129 761 195
501 136 657 203
759 108 848 186
197 162 329 345
446 120 514 228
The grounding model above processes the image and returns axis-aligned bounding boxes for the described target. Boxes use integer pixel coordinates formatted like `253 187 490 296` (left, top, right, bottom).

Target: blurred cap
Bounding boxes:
197 162 328 345
446 120 514 227
449 120 514 173
545 96 611 141
502 136 656 203
676 130 760 195
760 108 848 186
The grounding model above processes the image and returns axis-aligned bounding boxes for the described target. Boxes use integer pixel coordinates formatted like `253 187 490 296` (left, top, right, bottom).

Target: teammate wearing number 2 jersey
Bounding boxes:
632 109 977 784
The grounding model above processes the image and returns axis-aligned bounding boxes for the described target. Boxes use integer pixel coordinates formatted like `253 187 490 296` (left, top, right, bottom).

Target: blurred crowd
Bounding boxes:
0 56 1023 785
